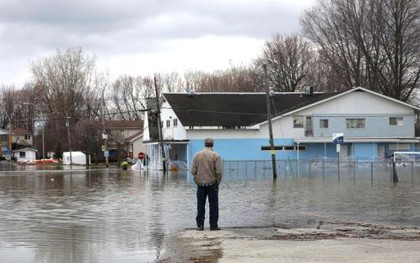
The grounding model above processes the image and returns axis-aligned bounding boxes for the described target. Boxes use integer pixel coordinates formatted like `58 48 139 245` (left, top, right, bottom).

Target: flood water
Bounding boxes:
0 162 420 262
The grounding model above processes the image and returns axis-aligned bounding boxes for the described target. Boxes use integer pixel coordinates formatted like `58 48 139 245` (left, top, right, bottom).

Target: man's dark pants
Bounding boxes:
196 184 219 229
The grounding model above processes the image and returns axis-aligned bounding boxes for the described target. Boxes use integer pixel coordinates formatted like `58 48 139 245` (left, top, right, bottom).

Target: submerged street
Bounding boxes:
0 164 420 262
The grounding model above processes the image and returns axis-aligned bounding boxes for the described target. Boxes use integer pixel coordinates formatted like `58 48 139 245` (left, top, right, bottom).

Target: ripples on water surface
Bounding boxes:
0 164 419 262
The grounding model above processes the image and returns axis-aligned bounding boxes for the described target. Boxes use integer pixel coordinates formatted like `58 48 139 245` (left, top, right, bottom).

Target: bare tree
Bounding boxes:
183 71 203 92
14 84 41 131
255 34 315 92
302 1 369 89
0 85 18 129
109 75 154 120
184 66 259 92
0 85 39 130
161 72 184 93
83 70 110 121
307 56 347 92
367 0 420 101
227 65 261 92
30 47 105 155
302 0 420 101
31 47 100 120
72 120 103 163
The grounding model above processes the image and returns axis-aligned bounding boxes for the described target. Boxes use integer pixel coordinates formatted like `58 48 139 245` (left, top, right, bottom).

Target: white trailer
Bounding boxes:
63 151 88 165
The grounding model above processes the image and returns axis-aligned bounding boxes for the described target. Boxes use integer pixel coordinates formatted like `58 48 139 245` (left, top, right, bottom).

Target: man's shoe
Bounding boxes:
210 227 221 231
196 226 204 231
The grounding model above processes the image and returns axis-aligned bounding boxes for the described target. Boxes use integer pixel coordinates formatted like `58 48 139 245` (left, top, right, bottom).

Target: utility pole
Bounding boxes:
101 89 109 167
8 117 12 171
66 116 72 168
41 127 45 160
154 75 167 172
263 64 277 179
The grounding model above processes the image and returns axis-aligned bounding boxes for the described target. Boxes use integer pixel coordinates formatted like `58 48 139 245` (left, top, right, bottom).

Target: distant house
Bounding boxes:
0 128 9 158
143 87 420 170
73 119 145 163
124 130 148 163
12 147 37 163
12 128 33 149
1 128 36 162
101 120 144 161
0 127 34 159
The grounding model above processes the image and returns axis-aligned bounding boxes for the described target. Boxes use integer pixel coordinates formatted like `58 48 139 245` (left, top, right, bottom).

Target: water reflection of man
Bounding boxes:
191 138 223 231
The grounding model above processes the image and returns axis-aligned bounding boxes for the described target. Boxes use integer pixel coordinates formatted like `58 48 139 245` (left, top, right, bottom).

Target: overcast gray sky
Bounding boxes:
0 0 314 87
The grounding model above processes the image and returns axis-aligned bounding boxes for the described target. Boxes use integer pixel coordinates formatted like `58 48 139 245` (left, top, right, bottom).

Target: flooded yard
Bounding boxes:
0 162 420 262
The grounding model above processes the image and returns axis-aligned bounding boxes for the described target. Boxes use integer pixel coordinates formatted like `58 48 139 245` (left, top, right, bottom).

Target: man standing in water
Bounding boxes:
191 138 223 231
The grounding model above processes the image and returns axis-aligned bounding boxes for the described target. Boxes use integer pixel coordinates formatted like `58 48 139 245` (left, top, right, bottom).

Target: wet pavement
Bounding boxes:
165 225 420 263
0 163 420 262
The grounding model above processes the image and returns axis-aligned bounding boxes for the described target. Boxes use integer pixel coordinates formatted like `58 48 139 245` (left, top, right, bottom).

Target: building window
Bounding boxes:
346 118 365 128
389 143 410 150
261 145 306 151
19 152 26 158
389 117 403 126
166 120 171 128
293 116 304 128
320 119 329 128
25 135 31 140
221 126 240 130
173 118 178 127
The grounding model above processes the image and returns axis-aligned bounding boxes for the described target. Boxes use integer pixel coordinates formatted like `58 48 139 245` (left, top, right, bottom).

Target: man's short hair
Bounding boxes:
204 138 214 147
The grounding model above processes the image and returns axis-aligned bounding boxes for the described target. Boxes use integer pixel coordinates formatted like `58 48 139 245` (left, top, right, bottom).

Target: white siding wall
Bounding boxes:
299 92 412 115
258 91 415 140
143 111 150 141
132 136 148 156
161 101 187 140
259 117 301 138
187 129 259 140
15 150 36 162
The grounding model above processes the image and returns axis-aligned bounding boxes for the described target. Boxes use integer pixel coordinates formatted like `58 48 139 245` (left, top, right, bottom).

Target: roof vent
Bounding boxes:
304 86 314 95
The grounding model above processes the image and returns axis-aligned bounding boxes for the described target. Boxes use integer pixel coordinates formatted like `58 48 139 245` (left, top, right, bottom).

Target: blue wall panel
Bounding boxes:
187 138 416 163
298 143 338 159
189 138 295 161
188 138 342 161
353 143 376 160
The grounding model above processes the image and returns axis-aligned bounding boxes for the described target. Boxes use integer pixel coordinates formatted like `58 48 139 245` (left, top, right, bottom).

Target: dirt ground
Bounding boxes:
157 221 420 263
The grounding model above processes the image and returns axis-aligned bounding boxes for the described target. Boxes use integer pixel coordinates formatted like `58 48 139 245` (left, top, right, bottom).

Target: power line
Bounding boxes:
163 107 267 117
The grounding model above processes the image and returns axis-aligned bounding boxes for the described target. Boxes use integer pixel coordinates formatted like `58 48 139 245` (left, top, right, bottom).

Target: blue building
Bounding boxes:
143 87 420 170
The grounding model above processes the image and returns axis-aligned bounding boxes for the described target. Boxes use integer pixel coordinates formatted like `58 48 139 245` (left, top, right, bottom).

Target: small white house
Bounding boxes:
63 151 88 165
13 147 37 163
